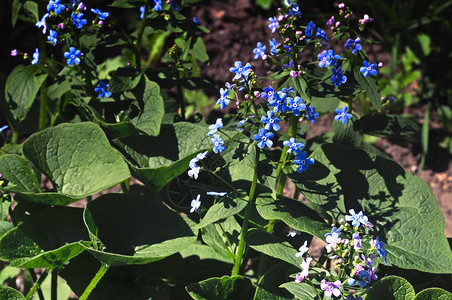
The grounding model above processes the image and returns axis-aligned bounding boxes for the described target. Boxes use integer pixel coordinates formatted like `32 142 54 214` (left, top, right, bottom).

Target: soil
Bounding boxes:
193 0 452 237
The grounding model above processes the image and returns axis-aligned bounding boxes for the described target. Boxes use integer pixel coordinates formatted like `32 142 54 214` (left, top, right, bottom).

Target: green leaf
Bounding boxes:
190 37 209 63
113 122 212 190
109 0 141 8
256 0 273 10
353 67 382 111
201 217 240 261
186 275 255 300
255 194 330 239
366 275 415 300
108 67 144 93
413 288 452 300
20 122 130 205
5 65 48 122
0 206 88 268
0 285 25 300
354 114 420 138
179 243 233 264
83 194 197 266
332 116 363 147
195 192 248 229
11 0 22 27
0 221 13 238
254 262 295 300
246 229 300 267
289 143 452 273
279 282 318 300
0 154 42 193
23 1 39 22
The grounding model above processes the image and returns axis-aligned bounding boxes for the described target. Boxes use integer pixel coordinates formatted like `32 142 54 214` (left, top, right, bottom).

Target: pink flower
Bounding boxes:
359 14 374 24
320 279 342 297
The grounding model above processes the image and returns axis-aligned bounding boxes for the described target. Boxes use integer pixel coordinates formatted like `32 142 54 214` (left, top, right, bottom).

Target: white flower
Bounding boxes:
190 194 201 213
295 241 309 257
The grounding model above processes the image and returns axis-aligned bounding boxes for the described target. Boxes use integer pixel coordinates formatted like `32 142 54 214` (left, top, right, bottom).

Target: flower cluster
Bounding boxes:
291 209 387 298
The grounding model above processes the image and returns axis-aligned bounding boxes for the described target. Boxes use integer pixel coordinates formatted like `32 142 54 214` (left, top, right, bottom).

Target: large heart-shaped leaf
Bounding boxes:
256 194 330 239
113 122 212 190
413 288 452 300
0 154 41 193
288 143 452 273
83 194 197 266
0 285 25 300
366 275 415 300
0 206 88 268
4 65 48 122
19 122 130 205
186 275 255 300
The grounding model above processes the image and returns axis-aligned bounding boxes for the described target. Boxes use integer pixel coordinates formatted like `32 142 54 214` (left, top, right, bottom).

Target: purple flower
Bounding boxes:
229 61 251 80
268 17 279 33
360 61 378 77
261 111 280 131
353 232 362 250
335 106 352 124
253 128 274 149
11 49 18 56
359 14 373 24
216 88 230 109
331 67 347 86
253 42 266 60
320 279 342 297
283 138 305 154
35 13 50 34
47 0 65 14
94 81 112 98
294 151 314 173
345 37 362 54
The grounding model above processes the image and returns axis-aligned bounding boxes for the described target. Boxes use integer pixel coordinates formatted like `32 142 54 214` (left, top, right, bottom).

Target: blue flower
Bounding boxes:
237 118 248 131
315 28 328 41
139 6 145 19
193 17 201 24
211 134 225 153
261 86 275 101
72 13 87 29
229 61 251 80
331 67 347 86
345 37 362 54
261 111 280 131
345 209 366 227
268 17 279 33
360 61 378 77
206 191 227 196
253 42 266 60
317 49 341 68
268 92 288 113
335 106 352 124
294 151 314 173
95 81 112 98
287 96 306 116
91 8 109 20
169 1 178 11
305 105 319 123
35 13 50 34
283 138 305 154
282 60 294 69
47 0 65 14
31 48 39 65
305 21 316 38
269 38 278 55
287 3 301 17
154 0 162 11
253 128 274 149
281 87 295 94
47 30 57 46
64 47 81 65
0 125 9 133
216 88 230 109
375 237 388 264
208 118 223 136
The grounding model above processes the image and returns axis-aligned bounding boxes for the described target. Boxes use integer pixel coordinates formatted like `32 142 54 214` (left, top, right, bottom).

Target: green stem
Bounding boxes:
348 95 353 115
134 4 149 69
51 269 58 300
38 0 48 131
11 128 19 144
231 146 260 276
79 263 109 300
26 269 49 300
